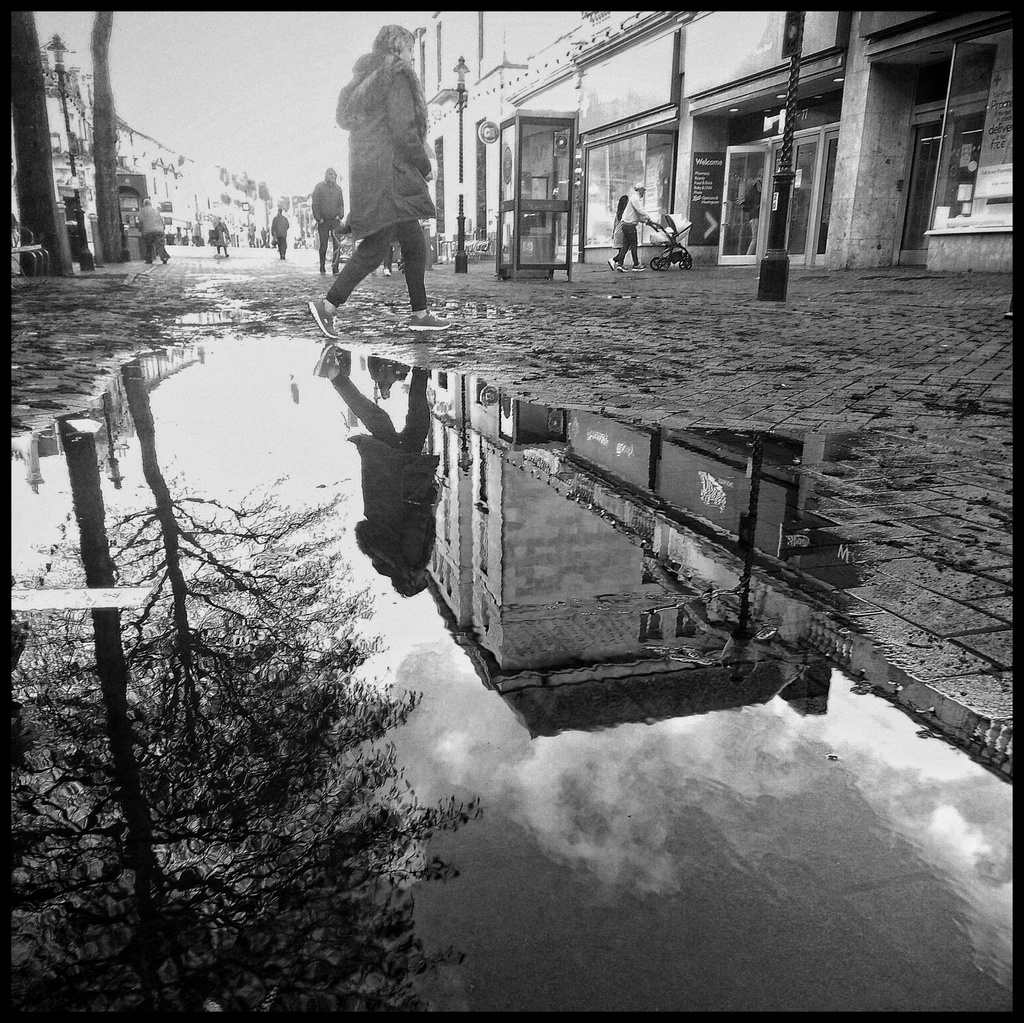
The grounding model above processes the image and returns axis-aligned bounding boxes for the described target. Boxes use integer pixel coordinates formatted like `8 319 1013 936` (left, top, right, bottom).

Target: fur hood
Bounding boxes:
336 52 428 136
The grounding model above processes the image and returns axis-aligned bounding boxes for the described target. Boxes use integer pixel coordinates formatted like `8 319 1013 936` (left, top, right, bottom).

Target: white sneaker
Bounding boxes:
382 268 392 276
408 311 454 331
607 257 617 271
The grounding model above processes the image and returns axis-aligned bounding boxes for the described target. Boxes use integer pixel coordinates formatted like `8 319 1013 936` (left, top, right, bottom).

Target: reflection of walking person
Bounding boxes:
308 24 453 336
315 345 439 596
271 208 289 260
742 179 762 256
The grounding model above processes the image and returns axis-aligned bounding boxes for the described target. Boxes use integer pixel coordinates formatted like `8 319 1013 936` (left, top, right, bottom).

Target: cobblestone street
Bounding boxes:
11 249 1013 768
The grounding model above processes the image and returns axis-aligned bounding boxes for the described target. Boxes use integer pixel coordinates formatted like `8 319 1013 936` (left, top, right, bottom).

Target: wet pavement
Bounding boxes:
11 338 1012 1010
12 248 1013 765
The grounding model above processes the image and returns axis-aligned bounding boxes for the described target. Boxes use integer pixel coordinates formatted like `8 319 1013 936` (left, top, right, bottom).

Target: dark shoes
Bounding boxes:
314 345 350 380
308 299 341 339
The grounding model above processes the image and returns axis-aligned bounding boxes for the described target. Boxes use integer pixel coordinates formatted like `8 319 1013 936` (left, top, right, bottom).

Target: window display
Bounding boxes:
932 29 1012 229
585 131 675 246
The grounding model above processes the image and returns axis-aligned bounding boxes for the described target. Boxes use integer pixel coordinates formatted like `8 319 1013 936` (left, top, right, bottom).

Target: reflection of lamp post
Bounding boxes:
46 34 94 271
457 374 472 473
758 11 803 301
733 432 764 639
454 56 469 274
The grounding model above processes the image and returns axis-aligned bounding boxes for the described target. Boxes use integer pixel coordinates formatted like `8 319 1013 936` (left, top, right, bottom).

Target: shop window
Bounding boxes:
585 131 675 246
931 29 1012 230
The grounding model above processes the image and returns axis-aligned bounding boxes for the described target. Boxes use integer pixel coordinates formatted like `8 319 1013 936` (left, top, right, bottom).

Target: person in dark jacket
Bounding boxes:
312 167 346 275
213 218 230 258
314 345 439 596
271 208 289 260
308 24 452 335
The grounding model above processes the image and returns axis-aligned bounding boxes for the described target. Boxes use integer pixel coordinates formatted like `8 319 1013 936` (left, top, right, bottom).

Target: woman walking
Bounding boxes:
308 24 452 336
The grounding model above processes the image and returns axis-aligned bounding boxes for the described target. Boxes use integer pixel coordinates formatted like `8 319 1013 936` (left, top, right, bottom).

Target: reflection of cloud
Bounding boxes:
392 647 1012 989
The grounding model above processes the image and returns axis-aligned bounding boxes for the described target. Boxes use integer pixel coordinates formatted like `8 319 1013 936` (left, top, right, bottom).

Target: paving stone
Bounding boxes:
870 556 1011 603
949 630 1013 671
846 577 1007 638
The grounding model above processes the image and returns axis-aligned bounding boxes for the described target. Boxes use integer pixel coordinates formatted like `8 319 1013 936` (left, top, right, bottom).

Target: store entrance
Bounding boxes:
719 146 768 265
768 126 840 265
719 126 839 266
897 114 944 265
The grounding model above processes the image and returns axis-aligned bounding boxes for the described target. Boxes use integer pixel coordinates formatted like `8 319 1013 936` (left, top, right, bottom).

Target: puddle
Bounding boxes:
10 338 1012 1011
172 309 259 326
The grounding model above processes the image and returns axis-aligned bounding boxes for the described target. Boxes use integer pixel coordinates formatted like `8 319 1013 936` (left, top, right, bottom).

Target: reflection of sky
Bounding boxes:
10 338 1012 1009
385 639 1012 1004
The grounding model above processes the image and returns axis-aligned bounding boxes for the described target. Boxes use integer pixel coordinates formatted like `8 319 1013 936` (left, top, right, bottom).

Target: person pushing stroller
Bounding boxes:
608 181 657 272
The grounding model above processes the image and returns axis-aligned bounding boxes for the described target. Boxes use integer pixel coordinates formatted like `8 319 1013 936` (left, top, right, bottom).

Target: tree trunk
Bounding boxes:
10 11 74 275
91 12 125 263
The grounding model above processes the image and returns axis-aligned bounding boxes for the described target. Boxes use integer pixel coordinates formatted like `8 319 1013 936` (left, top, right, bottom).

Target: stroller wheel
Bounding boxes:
650 256 669 271
680 251 693 270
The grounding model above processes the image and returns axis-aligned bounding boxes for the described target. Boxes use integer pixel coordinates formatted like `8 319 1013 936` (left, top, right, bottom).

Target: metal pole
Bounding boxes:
53 47 95 271
734 432 764 639
455 57 468 274
757 13 803 301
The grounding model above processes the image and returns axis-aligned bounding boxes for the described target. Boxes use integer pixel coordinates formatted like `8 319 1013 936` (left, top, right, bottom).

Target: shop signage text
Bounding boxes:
690 153 725 245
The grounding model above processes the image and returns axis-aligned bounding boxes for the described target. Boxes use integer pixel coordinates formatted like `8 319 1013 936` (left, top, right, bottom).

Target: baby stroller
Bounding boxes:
649 212 693 271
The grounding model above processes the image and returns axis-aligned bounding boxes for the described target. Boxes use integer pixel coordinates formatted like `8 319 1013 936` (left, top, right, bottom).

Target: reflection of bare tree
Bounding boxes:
12 373 479 1011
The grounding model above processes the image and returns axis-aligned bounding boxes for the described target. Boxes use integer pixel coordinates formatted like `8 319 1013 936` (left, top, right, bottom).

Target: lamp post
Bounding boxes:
46 34 94 271
757 11 804 302
454 56 469 274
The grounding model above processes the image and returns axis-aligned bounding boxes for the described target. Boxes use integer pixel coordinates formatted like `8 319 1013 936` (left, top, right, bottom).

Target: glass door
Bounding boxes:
770 136 820 265
719 146 767 265
815 130 840 258
898 118 943 265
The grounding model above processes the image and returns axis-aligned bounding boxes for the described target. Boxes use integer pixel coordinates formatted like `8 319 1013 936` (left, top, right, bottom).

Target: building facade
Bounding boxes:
17 36 275 262
423 10 1012 273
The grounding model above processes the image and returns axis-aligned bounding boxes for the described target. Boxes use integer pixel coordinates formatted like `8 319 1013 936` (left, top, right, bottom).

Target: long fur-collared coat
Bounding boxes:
336 52 435 240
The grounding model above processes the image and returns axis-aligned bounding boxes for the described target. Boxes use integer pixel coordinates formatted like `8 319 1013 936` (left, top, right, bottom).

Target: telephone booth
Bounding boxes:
496 111 576 281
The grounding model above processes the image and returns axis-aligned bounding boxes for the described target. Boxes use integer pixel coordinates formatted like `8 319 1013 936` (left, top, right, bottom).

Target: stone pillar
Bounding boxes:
826 12 916 269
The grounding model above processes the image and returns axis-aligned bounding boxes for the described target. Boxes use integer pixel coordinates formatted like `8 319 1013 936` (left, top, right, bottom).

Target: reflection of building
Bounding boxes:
11 346 204 492
425 370 835 736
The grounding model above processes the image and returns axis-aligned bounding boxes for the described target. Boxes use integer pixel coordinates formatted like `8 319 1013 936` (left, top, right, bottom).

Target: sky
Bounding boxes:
31 11 439 197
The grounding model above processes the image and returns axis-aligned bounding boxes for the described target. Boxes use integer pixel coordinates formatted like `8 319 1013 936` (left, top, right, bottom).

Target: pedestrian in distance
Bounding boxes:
192 224 203 247
382 242 402 276
312 167 346 275
138 198 170 265
608 181 656 272
742 178 762 256
261 227 269 248
271 208 290 260
248 223 257 247
609 194 628 269
308 23 453 337
213 218 230 258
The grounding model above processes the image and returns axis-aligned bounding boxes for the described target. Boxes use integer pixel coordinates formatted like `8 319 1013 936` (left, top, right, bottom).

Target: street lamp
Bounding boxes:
46 34 94 271
757 11 804 302
454 56 469 274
